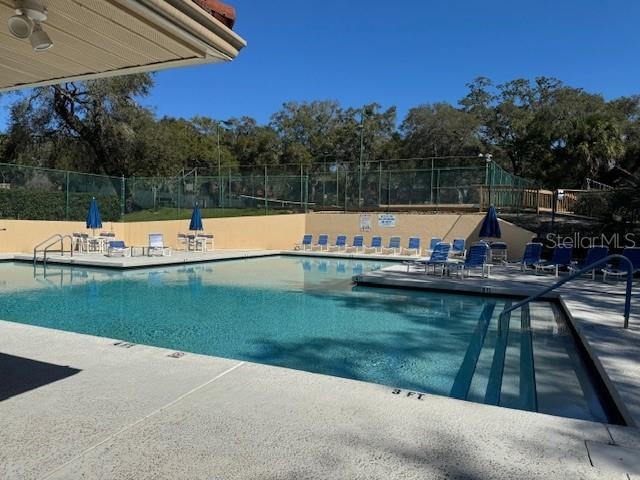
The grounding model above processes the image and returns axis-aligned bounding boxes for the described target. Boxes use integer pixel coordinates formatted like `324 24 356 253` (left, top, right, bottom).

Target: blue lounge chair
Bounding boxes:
568 246 609 279
428 237 442 252
382 236 402 255
516 242 543 271
403 237 421 256
455 243 491 278
313 234 329 251
106 240 129 257
452 238 466 257
602 247 640 282
297 234 313 251
347 235 364 253
365 236 383 254
534 246 573 277
406 242 451 275
329 235 347 252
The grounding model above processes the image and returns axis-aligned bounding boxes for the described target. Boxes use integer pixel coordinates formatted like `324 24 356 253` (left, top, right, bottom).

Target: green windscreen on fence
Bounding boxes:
0 159 534 221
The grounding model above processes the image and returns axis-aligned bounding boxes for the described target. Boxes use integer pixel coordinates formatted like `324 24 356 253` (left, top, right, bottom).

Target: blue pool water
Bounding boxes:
0 256 614 422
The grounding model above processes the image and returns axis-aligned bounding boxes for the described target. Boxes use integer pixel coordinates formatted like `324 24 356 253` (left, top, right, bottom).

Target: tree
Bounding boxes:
401 103 482 160
4 74 155 176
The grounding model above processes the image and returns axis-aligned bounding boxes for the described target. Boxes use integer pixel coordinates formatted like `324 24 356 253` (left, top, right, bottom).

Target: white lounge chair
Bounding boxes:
106 240 130 257
148 233 171 257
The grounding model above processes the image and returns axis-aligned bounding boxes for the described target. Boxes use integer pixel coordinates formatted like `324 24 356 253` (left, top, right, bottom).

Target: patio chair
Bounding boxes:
568 246 609 280
106 240 130 257
602 247 640 282
296 234 313 251
382 236 402 255
428 237 442 252
177 233 189 251
405 242 451 275
490 242 508 264
403 237 421 256
328 235 348 252
455 243 492 279
515 242 543 271
313 234 329 251
72 232 87 253
148 233 172 257
346 235 364 253
200 233 214 251
452 238 466 257
364 236 383 254
534 246 573 277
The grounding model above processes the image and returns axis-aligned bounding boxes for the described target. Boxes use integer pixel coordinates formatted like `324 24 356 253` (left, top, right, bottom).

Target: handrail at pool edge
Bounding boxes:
499 254 633 329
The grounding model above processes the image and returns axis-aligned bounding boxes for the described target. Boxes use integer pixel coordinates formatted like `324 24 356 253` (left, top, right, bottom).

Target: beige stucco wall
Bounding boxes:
0 213 533 260
0 215 306 253
0 220 124 254
120 214 306 250
304 213 535 260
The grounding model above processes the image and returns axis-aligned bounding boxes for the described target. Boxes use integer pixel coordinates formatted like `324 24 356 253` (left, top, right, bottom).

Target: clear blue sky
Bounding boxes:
2 0 639 128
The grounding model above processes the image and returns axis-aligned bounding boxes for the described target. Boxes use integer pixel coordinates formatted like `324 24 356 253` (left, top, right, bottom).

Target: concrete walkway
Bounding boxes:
1 320 638 480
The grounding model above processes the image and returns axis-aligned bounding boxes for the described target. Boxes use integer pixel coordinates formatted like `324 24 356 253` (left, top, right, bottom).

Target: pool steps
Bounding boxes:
450 300 604 420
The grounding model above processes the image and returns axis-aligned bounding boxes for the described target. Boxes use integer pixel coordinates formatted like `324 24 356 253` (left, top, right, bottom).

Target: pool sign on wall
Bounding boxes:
378 213 396 228
359 214 372 232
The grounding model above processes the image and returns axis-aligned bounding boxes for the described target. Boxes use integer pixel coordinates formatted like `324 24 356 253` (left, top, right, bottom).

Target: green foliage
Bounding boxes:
0 188 120 221
573 192 612 218
2 75 640 192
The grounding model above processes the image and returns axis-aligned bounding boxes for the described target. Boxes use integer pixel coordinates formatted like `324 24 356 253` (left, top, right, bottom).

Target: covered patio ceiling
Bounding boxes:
0 0 247 92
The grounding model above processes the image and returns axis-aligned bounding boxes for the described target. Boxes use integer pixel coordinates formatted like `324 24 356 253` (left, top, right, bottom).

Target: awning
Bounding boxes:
0 0 247 92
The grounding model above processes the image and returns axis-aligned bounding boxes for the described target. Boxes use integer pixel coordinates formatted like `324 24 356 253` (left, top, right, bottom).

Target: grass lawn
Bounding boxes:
122 207 295 222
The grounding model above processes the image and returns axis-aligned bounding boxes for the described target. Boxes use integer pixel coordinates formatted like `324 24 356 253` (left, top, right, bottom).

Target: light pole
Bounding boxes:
217 120 232 207
479 153 493 209
358 107 371 208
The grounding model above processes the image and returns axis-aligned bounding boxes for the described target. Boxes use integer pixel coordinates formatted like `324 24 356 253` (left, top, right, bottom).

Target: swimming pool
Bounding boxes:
0 256 615 423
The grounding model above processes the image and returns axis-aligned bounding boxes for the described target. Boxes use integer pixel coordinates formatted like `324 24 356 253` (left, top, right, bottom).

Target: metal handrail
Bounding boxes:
43 234 74 265
500 254 634 329
33 234 75 266
33 234 63 265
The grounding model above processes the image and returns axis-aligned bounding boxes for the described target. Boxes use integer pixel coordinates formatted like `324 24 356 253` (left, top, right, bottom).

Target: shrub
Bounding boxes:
0 188 121 221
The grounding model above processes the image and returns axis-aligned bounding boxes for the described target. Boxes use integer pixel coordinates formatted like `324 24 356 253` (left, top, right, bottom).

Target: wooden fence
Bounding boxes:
480 186 578 214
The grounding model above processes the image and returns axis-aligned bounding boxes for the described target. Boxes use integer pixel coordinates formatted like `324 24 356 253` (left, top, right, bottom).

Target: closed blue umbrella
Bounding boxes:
479 205 501 239
86 197 102 236
189 203 203 232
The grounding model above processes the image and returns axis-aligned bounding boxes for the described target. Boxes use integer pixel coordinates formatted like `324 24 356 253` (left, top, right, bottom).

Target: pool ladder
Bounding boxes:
33 234 75 267
499 254 634 330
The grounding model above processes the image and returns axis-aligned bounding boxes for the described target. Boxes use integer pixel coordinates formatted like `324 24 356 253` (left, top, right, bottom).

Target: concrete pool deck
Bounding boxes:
2 250 640 478
1 320 639 480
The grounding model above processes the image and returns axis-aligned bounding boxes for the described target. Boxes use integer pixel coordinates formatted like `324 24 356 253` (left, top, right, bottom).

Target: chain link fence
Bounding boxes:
0 159 534 221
